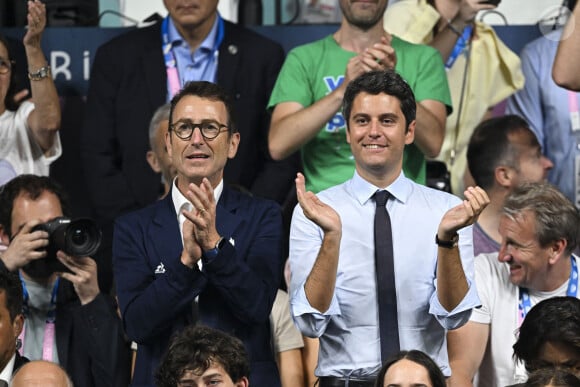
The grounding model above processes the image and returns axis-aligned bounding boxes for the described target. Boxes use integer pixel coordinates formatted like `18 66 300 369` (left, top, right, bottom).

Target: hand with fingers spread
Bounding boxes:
438 186 490 240
1 221 49 272
296 173 341 235
56 251 99 305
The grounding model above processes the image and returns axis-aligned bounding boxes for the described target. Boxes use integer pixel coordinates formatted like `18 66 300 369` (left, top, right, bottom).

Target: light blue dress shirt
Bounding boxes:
166 15 220 100
506 29 578 206
289 171 480 378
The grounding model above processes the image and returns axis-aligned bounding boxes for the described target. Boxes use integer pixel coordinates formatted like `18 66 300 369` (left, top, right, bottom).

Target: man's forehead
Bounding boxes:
11 191 63 228
352 92 402 110
174 96 226 114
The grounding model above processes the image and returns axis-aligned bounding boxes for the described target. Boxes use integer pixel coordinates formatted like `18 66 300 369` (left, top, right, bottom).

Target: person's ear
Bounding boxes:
165 131 174 159
12 313 24 338
0 225 10 246
146 150 161 173
547 238 568 265
495 165 512 188
227 132 240 159
234 376 249 387
405 119 416 145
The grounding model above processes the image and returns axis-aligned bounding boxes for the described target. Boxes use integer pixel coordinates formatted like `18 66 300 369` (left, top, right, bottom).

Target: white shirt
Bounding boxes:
290 171 480 377
0 101 62 177
0 353 15 384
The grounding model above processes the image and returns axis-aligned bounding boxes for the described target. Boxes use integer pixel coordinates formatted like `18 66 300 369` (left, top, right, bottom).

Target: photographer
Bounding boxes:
0 175 131 387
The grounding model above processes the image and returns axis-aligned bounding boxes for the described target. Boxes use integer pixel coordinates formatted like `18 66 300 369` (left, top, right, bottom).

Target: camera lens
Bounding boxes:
71 228 88 246
63 219 102 257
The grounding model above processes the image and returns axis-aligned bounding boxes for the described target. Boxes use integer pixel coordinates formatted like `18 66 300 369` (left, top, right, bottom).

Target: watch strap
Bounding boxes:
202 237 225 261
28 65 51 81
435 233 459 249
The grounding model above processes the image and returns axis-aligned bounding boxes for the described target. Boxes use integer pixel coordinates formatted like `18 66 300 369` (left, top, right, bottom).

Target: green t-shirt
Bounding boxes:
268 34 452 193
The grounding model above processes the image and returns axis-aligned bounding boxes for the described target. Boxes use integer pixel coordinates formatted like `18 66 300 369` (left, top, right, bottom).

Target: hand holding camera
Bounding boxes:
56 251 100 305
1 220 49 271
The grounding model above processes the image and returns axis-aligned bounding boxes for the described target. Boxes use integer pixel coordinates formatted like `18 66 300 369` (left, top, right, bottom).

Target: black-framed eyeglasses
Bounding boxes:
0 58 14 75
169 119 229 140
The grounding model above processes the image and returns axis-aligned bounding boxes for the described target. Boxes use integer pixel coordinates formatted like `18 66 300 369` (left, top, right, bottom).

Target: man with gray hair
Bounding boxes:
447 182 580 387
146 104 175 199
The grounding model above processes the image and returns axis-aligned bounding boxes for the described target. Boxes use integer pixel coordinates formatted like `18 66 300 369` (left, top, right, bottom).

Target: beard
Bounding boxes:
340 0 388 31
21 248 64 281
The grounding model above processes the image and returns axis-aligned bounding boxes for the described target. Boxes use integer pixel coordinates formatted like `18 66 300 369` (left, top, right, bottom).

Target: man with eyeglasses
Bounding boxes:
113 81 284 387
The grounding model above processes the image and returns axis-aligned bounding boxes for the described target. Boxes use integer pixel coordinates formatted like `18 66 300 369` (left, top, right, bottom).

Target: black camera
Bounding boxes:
26 217 102 277
32 217 102 258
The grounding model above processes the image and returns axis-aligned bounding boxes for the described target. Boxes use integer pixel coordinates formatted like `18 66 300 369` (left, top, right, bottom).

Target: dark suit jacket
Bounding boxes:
54 283 132 387
81 19 296 224
0 262 131 386
113 186 284 387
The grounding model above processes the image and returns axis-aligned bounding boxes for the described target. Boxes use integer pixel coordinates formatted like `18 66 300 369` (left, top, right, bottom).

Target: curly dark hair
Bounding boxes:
513 297 580 373
374 350 446 387
155 325 250 387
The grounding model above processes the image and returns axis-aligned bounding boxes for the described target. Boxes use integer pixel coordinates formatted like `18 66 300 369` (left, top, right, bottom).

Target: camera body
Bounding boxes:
31 217 102 272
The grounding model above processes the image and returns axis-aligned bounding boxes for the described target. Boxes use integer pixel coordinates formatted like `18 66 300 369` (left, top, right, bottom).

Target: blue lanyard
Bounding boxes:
518 257 578 323
445 25 472 69
18 273 60 361
20 273 59 322
161 15 224 97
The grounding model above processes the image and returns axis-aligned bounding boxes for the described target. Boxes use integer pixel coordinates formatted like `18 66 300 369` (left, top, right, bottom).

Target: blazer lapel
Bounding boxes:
150 195 183 264
215 187 244 241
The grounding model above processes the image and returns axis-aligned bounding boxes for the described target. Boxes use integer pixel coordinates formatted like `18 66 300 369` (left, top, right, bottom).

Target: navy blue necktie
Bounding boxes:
374 190 400 362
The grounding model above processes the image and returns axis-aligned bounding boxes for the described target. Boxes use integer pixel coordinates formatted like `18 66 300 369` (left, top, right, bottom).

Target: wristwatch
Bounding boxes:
28 65 51 81
435 233 459 249
202 237 226 260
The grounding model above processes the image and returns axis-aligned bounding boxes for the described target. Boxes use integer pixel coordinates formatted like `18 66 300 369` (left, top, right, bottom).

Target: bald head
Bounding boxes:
11 361 73 387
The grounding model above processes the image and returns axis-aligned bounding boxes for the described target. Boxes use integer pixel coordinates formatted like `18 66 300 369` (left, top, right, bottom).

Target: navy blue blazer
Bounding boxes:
113 186 284 387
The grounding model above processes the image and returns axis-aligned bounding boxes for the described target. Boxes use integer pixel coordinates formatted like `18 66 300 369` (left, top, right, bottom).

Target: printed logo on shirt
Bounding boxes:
154 262 166 274
324 76 346 133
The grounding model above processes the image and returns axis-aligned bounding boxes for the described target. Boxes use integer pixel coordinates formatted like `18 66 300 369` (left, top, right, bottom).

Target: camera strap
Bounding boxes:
17 274 59 362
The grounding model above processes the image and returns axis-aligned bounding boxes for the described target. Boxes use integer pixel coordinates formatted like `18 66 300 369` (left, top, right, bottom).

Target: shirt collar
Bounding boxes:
167 13 220 53
171 178 224 219
0 353 15 383
349 170 412 206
